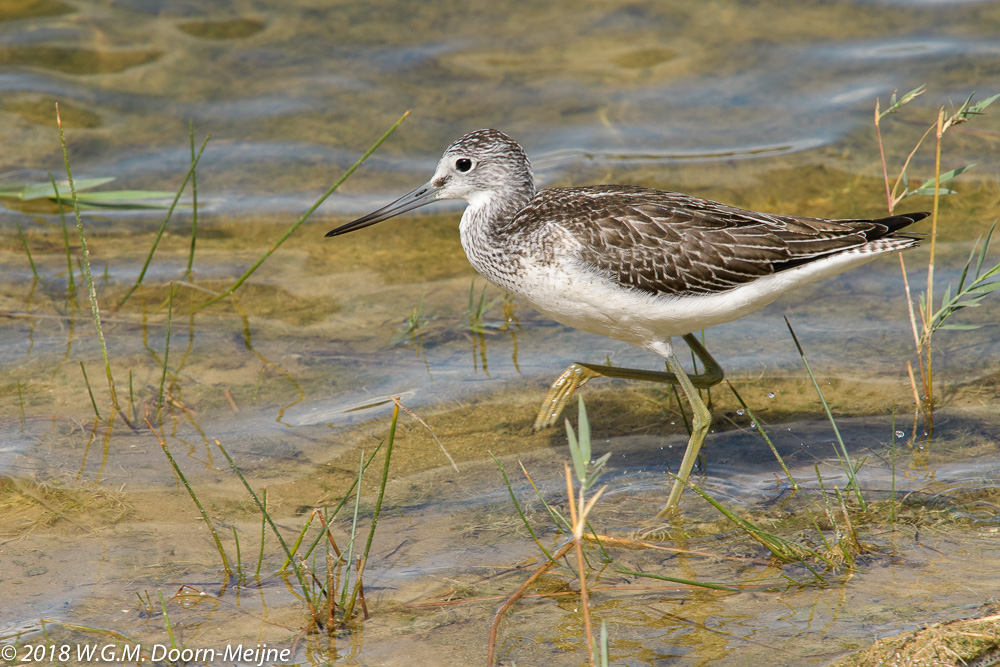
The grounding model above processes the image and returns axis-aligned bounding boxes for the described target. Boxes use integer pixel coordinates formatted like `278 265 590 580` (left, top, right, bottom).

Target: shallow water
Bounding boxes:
2 0 1000 665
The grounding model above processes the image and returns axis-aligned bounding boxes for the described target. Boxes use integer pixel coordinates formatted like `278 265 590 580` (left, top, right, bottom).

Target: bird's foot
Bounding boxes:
531 363 602 431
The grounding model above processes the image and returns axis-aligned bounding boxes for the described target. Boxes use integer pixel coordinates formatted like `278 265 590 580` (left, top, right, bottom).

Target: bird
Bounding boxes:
326 129 927 516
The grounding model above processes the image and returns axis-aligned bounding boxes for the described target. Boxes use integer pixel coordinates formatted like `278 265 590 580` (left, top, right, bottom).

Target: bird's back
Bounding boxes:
505 185 926 297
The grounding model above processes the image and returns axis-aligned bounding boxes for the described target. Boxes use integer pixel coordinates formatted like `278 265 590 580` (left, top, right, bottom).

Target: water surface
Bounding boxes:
2 0 1000 664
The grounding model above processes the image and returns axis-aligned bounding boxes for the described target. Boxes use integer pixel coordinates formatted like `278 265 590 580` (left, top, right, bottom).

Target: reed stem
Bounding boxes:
189 110 411 313
57 104 120 412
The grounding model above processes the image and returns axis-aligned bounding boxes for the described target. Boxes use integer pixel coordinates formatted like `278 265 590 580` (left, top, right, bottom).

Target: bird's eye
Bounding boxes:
455 158 473 172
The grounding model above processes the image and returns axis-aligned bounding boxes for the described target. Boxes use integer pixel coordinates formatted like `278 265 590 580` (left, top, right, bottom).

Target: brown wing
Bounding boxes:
521 186 925 296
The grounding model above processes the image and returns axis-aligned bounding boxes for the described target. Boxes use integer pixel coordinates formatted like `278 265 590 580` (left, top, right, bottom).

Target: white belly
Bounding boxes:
502 247 897 355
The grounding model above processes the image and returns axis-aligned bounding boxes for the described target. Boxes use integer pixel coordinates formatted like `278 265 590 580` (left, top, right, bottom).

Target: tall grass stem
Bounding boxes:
344 403 400 620
57 103 119 412
80 362 101 420
156 284 175 420
726 382 797 489
216 439 314 606
189 110 411 313
16 223 38 278
784 317 867 510
117 135 210 310
255 488 267 578
158 591 177 650
48 175 76 294
147 418 233 576
185 120 199 278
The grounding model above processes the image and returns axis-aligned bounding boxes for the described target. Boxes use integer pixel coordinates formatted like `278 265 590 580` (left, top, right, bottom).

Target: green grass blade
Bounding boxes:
186 120 199 278
15 177 115 199
57 104 119 412
911 163 976 196
15 222 38 279
284 511 317 572
340 450 367 607
961 91 1000 117
158 591 177 650
255 488 267 578
616 567 742 592
681 475 833 574
955 232 984 294
295 441 385 568
189 109 411 313
233 525 242 581
117 135 210 310
878 84 926 120
890 416 896 532
566 419 586 484
975 221 997 276
727 381 797 489
490 452 555 563
151 423 232 576
344 403 400 620
69 190 177 202
156 284 174 420
216 439 314 605
519 460 572 533
577 395 591 465
48 174 76 294
80 361 102 420
784 317 867 510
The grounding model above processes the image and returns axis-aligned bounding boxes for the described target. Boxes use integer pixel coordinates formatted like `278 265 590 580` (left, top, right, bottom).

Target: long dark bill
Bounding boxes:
326 182 439 237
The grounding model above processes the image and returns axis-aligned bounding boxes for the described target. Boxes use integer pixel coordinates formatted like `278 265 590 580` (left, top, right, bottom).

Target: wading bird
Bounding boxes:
327 129 926 515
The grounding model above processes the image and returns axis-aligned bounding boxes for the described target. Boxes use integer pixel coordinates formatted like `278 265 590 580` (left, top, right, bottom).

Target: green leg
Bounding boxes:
532 333 724 514
657 351 713 517
532 333 723 430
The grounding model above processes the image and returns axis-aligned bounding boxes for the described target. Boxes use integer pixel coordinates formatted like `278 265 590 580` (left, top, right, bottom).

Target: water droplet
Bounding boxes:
736 408 745 416
895 430 905 438
768 392 775 398
750 421 757 429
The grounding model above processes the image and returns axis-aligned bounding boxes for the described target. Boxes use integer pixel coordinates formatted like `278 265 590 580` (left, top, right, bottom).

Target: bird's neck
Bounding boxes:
458 185 536 291
461 181 536 235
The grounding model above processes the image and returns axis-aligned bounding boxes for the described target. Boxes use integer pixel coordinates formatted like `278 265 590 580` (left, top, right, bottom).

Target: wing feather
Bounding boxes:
511 185 926 296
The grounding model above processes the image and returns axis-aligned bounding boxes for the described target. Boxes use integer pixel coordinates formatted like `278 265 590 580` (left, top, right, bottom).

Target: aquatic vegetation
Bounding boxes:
189 110 411 313
563 397 611 666
145 403 400 635
786 317 867 509
489 397 611 667
0 177 175 211
115 134 209 310
55 104 127 426
830 608 1000 667
875 87 1000 431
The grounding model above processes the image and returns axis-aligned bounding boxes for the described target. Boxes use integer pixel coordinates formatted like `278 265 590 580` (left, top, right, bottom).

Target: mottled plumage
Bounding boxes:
511 184 924 296
327 129 928 513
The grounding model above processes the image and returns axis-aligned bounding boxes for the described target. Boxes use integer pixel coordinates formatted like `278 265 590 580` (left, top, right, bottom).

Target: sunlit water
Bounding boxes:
2 0 1000 665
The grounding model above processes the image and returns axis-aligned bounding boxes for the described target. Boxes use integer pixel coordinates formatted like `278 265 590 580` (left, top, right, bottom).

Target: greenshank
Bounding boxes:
327 129 927 515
